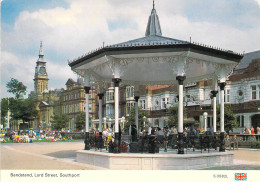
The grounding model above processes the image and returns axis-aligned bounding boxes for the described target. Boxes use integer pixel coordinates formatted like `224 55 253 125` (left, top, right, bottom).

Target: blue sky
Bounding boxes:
2 0 69 25
1 0 260 99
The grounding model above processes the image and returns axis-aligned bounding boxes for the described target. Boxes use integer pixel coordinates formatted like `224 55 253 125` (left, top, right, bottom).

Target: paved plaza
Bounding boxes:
1 141 260 170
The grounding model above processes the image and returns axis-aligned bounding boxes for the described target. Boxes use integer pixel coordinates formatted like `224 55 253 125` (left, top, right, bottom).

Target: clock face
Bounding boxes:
39 67 46 75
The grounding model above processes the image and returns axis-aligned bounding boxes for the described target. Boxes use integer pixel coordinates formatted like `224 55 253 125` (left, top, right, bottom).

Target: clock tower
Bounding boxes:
34 41 49 101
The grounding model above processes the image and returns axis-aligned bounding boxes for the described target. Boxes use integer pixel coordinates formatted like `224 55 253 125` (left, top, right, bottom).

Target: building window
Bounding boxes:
106 91 114 101
126 86 134 98
161 98 166 109
166 97 169 107
140 100 146 109
154 99 159 109
259 85 260 99
126 102 135 115
236 115 244 127
224 89 230 103
89 104 92 112
106 104 114 118
161 97 169 109
251 85 257 100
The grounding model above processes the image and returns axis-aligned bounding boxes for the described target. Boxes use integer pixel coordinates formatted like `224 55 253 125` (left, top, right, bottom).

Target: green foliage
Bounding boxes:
167 105 187 127
6 78 27 99
75 112 92 131
217 104 238 133
8 97 38 123
51 113 69 131
1 98 9 127
75 112 86 131
124 107 148 132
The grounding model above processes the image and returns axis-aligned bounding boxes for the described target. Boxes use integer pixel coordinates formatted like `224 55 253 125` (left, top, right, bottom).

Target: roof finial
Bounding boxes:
145 0 162 36
38 41 44 58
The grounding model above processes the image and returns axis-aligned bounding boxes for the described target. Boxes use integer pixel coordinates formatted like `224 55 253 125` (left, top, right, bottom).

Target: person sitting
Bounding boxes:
172 126 178 134
156 128 165 148
225 135 231 150
230 135 238 150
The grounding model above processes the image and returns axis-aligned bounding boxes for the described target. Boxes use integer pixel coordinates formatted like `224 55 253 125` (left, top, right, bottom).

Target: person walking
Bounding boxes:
251 126 255 134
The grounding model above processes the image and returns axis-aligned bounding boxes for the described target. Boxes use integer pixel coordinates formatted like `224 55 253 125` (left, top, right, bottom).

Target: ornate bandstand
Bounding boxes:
68 2 243 169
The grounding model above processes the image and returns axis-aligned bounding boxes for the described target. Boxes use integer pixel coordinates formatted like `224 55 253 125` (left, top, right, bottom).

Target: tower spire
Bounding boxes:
39 41 44 55
145 1 162 36
38 41 44 61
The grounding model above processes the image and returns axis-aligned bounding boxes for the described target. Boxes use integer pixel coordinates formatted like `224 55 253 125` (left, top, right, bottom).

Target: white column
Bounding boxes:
103 117 107 129
114 86 119 133
178 84 184 133
213 95 217 132
98 96 103 132
203 112 208 132
220 88 225 132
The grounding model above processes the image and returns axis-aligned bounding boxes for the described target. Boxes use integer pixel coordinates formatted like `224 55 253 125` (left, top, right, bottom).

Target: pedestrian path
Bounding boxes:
1 142 92 170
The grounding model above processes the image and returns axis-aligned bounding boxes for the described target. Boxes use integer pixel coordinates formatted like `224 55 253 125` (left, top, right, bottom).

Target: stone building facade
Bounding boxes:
60 78 97 131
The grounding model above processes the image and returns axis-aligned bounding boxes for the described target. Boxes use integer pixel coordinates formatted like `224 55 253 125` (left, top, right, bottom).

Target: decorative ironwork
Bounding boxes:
84 132 91 150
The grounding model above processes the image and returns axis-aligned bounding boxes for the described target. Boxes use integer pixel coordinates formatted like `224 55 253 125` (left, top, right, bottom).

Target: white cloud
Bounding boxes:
1 51 35 97
255 0 260 6
1 0 260 98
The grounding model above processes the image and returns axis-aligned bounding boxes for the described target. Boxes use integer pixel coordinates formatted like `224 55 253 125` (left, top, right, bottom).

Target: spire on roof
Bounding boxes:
38 41 44 62
145 0 162 36
39 41 44 56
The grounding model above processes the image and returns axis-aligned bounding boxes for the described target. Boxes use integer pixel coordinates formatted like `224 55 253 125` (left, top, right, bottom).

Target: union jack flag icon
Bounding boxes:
235 173 247 181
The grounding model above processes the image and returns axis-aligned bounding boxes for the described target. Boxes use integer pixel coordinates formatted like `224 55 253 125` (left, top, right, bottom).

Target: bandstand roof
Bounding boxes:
69 4 243 85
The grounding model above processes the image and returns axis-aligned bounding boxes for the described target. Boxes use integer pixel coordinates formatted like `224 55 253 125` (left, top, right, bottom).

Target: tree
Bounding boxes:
124 107 148 132
75 112 85 131
167 105 187 127
1 98 9 127
217 104 238 134
75 112 93 131
51 113 69 131
8 97 38 124
6 78 27 99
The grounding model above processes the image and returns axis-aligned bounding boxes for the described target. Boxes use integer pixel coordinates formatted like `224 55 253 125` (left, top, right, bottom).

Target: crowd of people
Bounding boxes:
241 126 260 134
0 129 69 143
1 124 259 144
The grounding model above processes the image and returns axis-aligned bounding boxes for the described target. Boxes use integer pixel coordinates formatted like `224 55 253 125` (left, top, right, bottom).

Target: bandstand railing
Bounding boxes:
87 132 260 153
